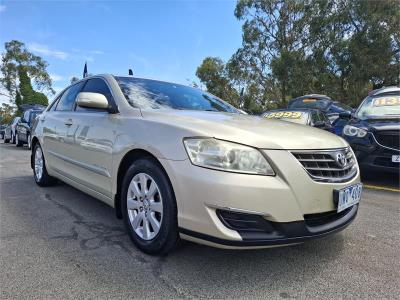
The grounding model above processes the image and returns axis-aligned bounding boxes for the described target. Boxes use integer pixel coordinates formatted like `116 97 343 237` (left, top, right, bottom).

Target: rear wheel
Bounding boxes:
33 143 57 186
121 158 179 255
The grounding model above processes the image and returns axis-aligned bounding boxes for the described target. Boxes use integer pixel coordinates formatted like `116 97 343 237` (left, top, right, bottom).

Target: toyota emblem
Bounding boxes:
336 152 347 168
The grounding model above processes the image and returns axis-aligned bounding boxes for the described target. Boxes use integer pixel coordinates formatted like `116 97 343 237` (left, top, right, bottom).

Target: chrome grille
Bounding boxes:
291 148 357 183
373 130 400 150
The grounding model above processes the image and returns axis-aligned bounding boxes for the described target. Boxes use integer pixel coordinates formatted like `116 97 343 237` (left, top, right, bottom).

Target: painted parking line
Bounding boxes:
364 184 400 193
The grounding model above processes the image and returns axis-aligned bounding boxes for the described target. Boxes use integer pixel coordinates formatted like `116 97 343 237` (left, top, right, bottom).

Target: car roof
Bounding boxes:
369 86 400 96
290 94 332 101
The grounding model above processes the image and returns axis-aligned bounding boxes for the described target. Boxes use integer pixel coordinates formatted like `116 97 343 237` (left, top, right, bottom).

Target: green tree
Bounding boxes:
196 0 400 110
233 0 310 105
0 103 15 125
0 40 54 104
306 0 400 105
196 57 240 106
16 66 48 111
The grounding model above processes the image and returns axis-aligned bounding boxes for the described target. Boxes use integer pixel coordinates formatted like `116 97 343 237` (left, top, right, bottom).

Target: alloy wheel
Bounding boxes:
34 147 44 180
127 173 163 240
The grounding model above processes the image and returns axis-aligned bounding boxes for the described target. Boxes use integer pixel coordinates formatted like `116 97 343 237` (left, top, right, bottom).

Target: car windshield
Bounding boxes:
356 94 400 119
289 98 330 110
115 76 239 113
263 110 309 125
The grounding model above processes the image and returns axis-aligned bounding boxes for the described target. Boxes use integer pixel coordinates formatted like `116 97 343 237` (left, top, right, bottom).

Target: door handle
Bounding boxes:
65 119 73 126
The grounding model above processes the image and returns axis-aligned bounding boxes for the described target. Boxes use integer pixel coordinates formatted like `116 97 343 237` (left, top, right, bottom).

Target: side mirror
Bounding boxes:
76 92 109 110
339 112 352 119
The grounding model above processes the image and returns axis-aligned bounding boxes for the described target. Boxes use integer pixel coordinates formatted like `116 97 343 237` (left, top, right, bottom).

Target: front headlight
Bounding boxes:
343 125 368 138
183 138 275 175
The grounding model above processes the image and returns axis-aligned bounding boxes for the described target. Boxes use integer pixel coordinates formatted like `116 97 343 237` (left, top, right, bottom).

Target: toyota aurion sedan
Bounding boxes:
31 74 362 254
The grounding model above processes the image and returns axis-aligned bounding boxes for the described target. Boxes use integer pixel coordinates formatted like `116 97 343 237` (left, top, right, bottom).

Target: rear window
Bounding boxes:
115 76 239 113
289 98 331 110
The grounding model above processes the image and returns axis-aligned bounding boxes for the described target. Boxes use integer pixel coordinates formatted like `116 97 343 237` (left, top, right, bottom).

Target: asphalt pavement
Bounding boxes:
0 141 399 299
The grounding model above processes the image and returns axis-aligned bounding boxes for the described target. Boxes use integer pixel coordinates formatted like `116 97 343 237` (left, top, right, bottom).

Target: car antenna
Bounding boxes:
83 62 88 78
128 69 133 76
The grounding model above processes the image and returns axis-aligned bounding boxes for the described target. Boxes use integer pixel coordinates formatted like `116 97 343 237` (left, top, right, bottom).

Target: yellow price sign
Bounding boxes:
373 97 400 107
302 98 317 103
266 111 303 119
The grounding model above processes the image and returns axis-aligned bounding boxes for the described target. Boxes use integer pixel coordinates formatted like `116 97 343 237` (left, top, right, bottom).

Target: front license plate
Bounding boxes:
392 155 400 163
336 184 362 213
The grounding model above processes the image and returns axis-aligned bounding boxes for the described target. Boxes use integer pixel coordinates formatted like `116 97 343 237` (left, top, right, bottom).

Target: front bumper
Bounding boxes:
346 133 400 173
180 205 357 247
160 149 361 248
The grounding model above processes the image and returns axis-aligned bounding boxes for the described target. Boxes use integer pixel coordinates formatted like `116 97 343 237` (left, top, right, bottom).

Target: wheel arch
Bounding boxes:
114 148 176 220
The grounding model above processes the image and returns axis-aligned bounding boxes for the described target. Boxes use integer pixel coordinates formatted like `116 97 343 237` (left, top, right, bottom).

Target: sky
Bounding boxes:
0 0 243 104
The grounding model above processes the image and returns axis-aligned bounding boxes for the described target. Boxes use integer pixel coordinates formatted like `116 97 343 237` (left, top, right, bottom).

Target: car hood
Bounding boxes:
141 109 348 150
349 118 400 132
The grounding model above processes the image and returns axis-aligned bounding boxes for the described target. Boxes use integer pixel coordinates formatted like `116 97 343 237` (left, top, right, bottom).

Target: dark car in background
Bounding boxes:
262 108 333 132
341 86 400 174
4 117 20 144
0 125 6 140
15 107 44 148
288 94 353 122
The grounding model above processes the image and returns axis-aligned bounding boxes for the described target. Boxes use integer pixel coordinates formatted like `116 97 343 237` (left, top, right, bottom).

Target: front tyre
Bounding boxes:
33 143 57 186
121 158 179 255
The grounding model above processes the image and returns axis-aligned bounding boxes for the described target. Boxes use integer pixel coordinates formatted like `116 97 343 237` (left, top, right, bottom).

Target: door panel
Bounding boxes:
66 112 116 198
63 78 117 198
43 81 85 175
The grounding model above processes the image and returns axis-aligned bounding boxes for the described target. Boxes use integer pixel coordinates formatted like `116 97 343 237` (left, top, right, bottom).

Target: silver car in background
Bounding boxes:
4 117 20 144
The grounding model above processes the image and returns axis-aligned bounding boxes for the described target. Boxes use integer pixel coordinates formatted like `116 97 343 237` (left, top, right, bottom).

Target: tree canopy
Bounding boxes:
1 40 53 112
0 103 15 125
196 0 400 112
